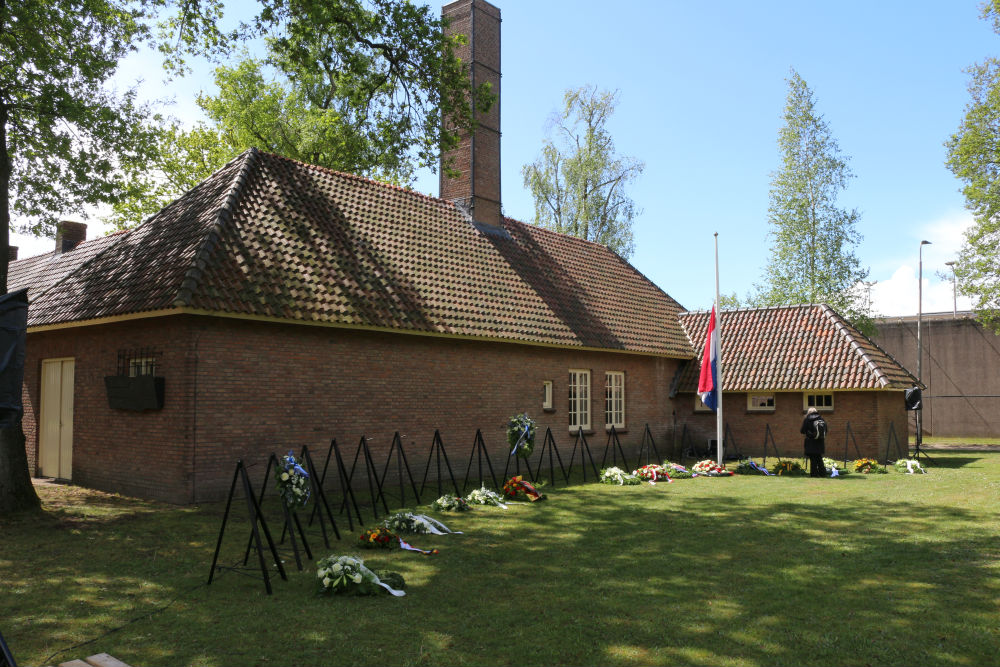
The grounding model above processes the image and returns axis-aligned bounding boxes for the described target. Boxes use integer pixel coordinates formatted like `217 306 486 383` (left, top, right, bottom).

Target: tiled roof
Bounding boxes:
8 232 126 299
18 149 693 357
674 305 919 391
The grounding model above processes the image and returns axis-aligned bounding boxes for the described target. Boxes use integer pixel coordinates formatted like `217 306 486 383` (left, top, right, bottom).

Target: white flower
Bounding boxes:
281 472 290 481
317 569 327 578
352 573 362 584
332 563 342 574
323 577 331 587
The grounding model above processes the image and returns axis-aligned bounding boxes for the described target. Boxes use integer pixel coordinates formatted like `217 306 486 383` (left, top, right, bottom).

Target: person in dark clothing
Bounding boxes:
800 407 827 477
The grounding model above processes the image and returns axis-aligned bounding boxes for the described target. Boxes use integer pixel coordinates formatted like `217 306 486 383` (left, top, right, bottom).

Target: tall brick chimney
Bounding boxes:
55 220 87 253
440 0 502 228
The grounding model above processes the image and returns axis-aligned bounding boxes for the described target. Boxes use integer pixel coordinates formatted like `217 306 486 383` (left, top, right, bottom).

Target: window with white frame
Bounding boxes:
605 371 625 429
542 381 553 410
804 393 834 412
568 369 591 432
747 393 775 412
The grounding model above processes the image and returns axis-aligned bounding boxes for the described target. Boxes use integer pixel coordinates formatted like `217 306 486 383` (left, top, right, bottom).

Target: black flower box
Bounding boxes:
104 376 165 411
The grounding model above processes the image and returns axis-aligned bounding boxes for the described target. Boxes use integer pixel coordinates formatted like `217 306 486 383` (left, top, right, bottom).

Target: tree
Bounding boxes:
751 69 871 331
111 1 492 227
1 0 487 512
521 86 644 259
944 1 1000 332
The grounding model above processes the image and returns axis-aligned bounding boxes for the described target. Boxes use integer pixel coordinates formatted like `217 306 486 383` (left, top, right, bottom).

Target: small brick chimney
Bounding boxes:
55 220 87 253
8 246 17 262
440 0 502 228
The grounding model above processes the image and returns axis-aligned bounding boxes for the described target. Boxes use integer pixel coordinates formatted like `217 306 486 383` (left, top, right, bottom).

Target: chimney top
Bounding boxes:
440 0 502 228
8 246 18 262
55 221 87 253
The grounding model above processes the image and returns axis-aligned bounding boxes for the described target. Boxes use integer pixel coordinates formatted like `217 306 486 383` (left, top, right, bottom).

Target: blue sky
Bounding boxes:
14 0 996 316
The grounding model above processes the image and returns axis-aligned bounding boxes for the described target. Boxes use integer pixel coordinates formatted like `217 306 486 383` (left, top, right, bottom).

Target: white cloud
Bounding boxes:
866 210 976 316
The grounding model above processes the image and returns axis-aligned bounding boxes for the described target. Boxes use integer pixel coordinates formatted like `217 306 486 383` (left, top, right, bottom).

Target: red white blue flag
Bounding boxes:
697 306 719 411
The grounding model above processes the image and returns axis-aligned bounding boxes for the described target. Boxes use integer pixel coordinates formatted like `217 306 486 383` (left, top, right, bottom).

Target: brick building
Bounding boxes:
9 0 918 502
672 306 917 461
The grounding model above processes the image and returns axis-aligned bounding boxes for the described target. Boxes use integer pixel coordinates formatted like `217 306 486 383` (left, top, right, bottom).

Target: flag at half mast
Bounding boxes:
697 306 720 411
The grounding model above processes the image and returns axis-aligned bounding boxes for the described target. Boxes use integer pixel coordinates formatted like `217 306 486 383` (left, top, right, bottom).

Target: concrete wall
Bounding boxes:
24 314 683 503
874 315 1000 438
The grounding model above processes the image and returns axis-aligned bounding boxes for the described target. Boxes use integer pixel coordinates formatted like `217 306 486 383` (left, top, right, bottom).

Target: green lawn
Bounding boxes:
3 454 999 666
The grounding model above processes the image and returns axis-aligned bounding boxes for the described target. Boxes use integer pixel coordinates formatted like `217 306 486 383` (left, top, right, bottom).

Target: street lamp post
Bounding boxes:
945 261 957 318
916 240 931 456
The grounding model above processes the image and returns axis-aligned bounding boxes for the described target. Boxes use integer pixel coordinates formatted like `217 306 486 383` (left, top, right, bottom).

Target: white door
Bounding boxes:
39 358 74 479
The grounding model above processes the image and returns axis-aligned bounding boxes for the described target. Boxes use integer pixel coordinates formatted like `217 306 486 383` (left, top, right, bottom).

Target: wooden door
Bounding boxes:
38 358 75 479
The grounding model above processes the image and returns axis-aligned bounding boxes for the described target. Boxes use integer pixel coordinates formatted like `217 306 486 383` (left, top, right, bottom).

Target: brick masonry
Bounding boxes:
24 314 682 503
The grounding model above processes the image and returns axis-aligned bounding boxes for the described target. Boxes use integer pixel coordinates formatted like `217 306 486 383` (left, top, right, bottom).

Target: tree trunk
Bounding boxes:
0 421 40 514
0 95 41 514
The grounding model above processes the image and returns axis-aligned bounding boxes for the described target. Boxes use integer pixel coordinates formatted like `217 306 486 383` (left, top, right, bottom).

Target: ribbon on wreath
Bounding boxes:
359 562 406 596
747 460 771 476
398 537 439 555
510 423 531 457
409 514 463 535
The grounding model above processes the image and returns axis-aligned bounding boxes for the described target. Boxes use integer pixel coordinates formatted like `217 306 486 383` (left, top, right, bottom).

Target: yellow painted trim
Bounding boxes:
28 307 694 360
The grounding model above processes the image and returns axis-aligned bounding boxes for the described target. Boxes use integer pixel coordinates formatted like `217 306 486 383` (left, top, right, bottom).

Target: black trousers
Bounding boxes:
807 452 826 477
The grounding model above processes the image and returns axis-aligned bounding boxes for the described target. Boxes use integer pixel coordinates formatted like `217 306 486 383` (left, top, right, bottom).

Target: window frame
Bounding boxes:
694 395 714 413
568 369 591 432
542 380 554 411
128 357 157 377
747 393 776 412
803 393 834 412
604 371 625 430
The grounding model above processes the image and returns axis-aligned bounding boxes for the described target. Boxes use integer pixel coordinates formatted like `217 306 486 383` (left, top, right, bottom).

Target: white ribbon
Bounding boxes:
410 513 463 535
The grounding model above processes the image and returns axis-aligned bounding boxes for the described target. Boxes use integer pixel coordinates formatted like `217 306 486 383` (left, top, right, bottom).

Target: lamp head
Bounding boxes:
921 240 931 245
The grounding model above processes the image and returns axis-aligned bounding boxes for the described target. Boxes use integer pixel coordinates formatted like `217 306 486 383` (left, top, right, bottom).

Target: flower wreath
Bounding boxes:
358 526 398 549
633 464 672 482
663 462 694 478
502 475 545 501
692 459 734 476
599 466 642 486
853 458 887 474
383 512 462 535
506 413 536 458
276 451 311 509
894 458 928 474
770 460 804 476
432 494 471 512
317 555 405 596
734 459 770 475
465 486 508 508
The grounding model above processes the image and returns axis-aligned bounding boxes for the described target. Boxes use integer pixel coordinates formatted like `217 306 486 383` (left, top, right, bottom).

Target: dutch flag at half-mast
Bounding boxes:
697 306 719 412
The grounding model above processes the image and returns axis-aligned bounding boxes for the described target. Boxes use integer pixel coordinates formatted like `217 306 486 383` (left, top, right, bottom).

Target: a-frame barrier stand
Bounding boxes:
247 453 312 572
531 427 569 486
723 422 744 460
634 424 662 467
0 631 18 667
463 429 500 493
840 422 865 468
342 435 390 520
420 429 462 500
566 430 600 482
501 434 538 484
377 431 422 510
600 425 630 471
310 438 363 530
882 422 907 466
208 459 287 595
761 424 784 469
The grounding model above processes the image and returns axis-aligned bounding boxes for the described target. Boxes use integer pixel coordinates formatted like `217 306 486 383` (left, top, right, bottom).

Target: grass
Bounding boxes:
3 455 1000 666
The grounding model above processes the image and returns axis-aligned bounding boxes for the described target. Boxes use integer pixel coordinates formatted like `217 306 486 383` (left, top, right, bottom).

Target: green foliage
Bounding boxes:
752 70 871 333
944 3 1000 333
0 0 161 254
110 0 492 228
521 86 644 258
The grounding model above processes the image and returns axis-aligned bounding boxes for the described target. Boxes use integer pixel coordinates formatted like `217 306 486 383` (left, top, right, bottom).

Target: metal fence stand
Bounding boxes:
309 439 362 531
600 425 630 471
761 424 783 469
840 422 864 469
300 445 341 544
533 427 568 486
244 453 310 572
419 429 462 500
343 435 389 520
0 631 18 667
462 429 500 493
208 459 286 595
501 440 537 484
724 422 744 460
377 432 422 510
635 424 662 467
566 430 600 481
882 422 907 465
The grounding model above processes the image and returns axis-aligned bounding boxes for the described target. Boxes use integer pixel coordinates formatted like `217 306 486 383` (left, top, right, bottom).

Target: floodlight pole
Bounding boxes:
916 240 931 458
945 261 957 319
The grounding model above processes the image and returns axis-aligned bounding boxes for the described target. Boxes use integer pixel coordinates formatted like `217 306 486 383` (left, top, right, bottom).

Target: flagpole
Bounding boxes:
714 233 723 467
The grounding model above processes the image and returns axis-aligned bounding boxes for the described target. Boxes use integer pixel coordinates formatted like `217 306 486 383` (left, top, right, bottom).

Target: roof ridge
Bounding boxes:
818 304 892 388
173 148 260 307
264 151 453 208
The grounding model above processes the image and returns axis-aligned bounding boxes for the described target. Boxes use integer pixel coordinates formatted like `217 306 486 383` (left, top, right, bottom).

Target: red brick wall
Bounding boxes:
23 318 195 503
673 391 909 461
24 314 683 502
